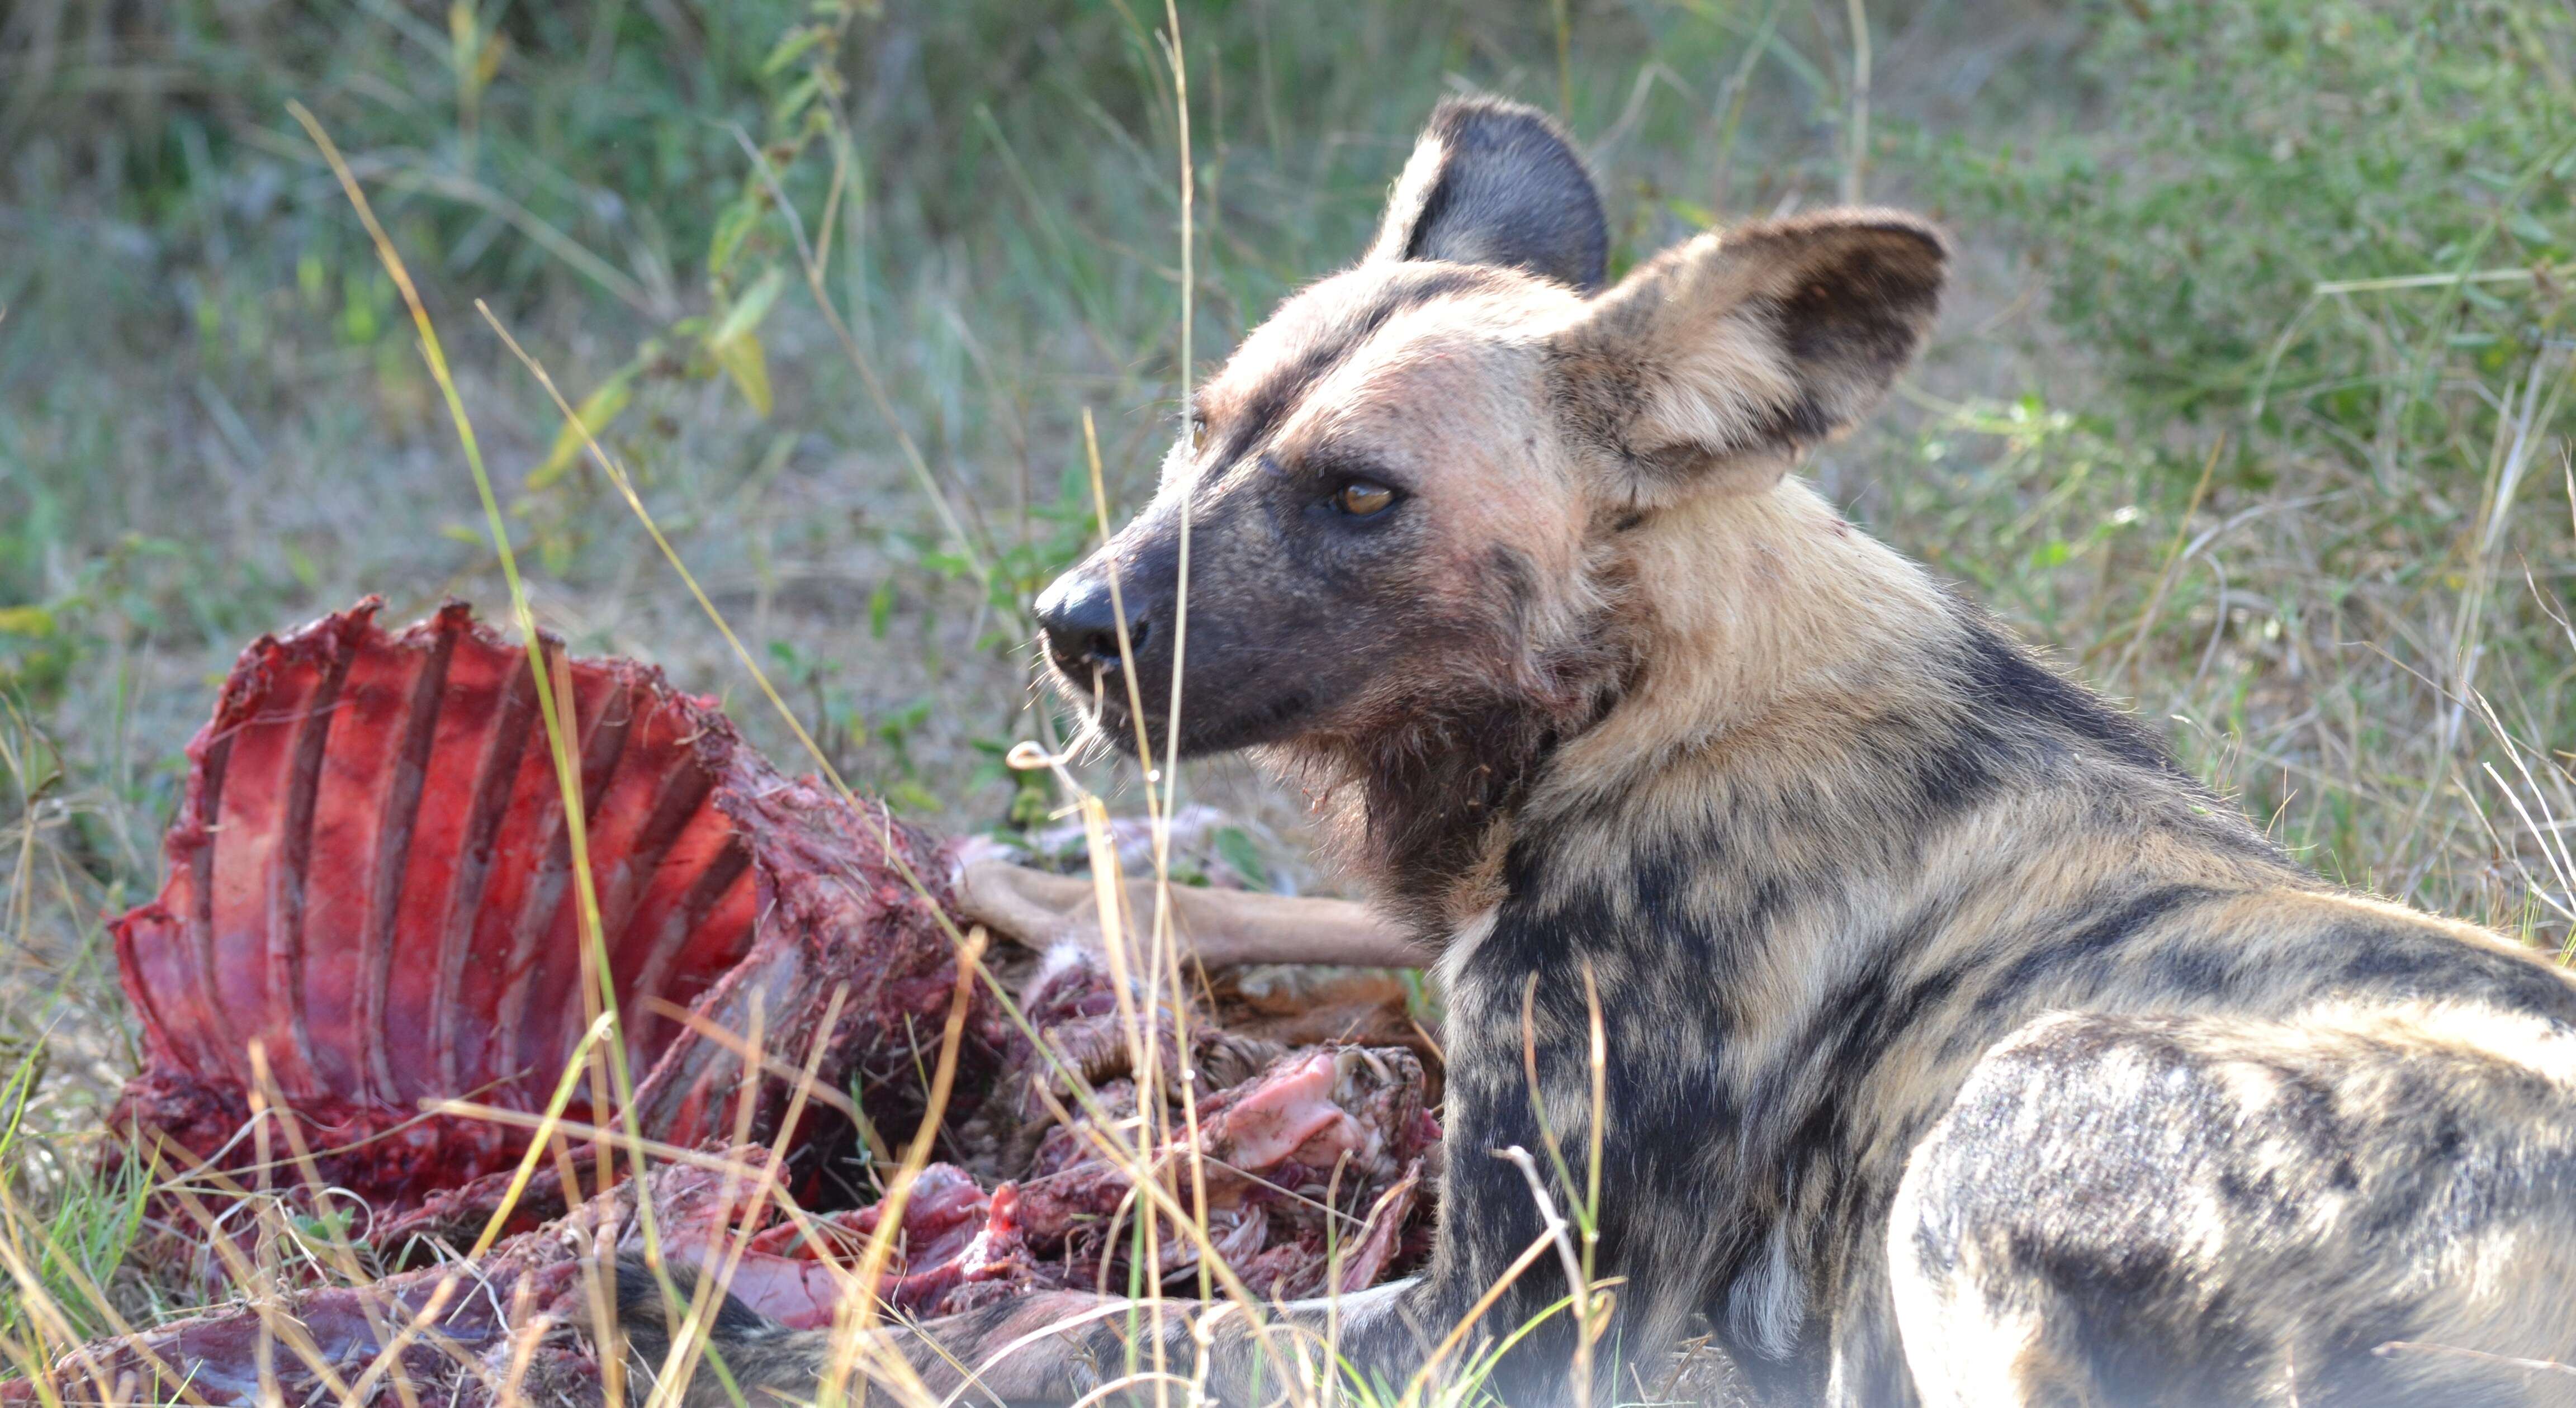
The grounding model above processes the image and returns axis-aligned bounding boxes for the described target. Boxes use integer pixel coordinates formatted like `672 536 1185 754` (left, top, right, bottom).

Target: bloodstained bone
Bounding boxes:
11 600 1443 1405
106 598 1002 1217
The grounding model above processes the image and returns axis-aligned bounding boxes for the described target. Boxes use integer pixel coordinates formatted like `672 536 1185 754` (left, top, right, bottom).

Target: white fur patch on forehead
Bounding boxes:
1194 263 1578 464
1283 293 1564 443
1200 266 1389 402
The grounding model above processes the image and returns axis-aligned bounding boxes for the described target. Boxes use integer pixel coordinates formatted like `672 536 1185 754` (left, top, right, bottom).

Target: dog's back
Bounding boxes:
1896 1000 2576 1407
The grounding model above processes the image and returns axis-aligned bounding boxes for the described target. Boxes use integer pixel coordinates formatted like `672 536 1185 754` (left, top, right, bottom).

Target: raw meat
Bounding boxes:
106 599 1001 1217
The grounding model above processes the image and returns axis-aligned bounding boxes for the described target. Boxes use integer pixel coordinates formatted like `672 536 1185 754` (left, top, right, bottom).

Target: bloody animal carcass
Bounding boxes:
105 599 1003 1221
9 600 1441 1407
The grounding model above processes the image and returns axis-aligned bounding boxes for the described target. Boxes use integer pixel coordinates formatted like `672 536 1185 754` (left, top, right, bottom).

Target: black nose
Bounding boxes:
1034 572 1152 681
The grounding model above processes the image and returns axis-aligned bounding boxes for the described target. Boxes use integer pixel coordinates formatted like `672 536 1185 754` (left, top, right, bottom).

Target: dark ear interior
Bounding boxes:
1367 96 1609 293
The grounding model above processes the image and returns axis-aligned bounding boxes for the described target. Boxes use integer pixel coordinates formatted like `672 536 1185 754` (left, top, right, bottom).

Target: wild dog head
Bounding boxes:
1034 96 1946 921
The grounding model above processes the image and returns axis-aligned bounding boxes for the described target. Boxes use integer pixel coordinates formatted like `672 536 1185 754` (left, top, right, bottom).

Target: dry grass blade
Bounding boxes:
1491 1148 1590 1408
727 127 996 606
2108 435 2223 685
281 102 660 1267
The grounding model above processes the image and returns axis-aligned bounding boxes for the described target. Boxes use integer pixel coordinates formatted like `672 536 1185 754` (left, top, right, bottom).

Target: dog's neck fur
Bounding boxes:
1541 480 1968 810
1270 633 1626 939
1300 478 2014 943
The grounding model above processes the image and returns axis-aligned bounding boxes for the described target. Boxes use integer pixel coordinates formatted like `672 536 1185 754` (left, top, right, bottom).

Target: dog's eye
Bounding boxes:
1188 416 1209 453
1332 480 1397 518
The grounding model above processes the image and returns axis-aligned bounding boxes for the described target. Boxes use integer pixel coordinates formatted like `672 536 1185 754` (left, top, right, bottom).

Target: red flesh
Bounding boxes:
107 599 994 1215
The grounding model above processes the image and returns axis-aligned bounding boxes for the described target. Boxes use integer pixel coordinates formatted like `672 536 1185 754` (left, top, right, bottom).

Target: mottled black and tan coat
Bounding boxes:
647 98 2576 1406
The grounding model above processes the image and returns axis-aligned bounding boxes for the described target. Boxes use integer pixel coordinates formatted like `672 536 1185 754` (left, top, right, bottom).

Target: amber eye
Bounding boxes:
1188 417 1209 453
1332 480 1397 517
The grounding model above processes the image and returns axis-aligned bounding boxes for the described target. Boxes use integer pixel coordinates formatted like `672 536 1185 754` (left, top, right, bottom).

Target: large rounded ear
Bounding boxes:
1367 96 1609 293
1549 210 1947 503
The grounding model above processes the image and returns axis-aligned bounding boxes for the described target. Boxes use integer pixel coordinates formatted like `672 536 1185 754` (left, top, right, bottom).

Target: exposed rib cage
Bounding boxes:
107 599 992 1212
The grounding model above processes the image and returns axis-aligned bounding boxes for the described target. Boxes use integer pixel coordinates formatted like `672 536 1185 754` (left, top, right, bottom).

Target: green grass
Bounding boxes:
1893 0 2576 930
0 0 2570 1397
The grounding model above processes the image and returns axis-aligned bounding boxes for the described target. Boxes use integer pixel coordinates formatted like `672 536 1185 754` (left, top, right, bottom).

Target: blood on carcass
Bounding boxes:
106 599 1003 1219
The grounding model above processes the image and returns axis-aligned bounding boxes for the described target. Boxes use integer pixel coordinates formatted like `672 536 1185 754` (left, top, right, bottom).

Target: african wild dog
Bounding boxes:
646 97 2576 1405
